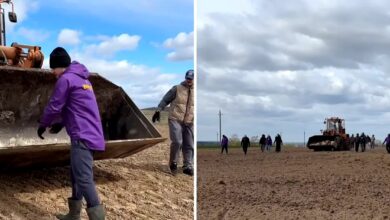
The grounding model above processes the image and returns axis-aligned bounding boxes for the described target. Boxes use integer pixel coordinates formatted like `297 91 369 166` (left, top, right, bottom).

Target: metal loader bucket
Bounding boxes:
0 66 165 169
307 135 336 151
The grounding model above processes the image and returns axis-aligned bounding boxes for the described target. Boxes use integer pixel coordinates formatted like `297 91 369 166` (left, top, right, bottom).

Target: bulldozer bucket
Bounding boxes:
307 135 337 151
307 134 348 151
0 66 165 169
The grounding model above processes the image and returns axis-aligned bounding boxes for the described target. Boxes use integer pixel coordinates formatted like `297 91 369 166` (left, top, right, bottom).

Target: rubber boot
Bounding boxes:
56 198 82 220
86 205 105 220
170 162 178 176
183 166 194 176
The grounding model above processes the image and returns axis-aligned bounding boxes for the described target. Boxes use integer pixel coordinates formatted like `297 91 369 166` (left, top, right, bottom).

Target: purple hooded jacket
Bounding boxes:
40 61 105 151
221 136 228 146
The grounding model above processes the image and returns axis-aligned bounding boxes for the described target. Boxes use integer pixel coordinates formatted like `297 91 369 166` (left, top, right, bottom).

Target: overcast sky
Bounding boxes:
6 0 193 108
197 0 390 142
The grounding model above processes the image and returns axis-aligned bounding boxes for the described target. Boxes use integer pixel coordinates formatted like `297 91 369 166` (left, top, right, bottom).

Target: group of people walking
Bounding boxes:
220 134 283 155
349 133 375 152
258 134 273 152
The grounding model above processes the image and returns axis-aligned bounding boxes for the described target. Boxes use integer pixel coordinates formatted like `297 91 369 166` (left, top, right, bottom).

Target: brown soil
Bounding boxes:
0 123 193 220
198 147 390 220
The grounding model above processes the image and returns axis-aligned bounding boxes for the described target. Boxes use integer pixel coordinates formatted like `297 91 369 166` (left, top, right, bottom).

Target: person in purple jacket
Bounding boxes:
37 47 105 220
266 135 272 152
221 134 229 154
383 134 390 153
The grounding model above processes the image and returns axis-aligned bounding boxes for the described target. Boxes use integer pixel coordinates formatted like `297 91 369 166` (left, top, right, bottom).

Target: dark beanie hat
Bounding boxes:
50 47 71 69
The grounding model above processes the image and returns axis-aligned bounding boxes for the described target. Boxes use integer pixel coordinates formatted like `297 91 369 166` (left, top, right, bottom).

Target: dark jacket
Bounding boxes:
259 136 266 145
241 136 250 147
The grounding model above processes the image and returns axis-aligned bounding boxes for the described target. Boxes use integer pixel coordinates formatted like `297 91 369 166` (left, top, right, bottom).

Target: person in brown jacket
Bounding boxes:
152 70 194 176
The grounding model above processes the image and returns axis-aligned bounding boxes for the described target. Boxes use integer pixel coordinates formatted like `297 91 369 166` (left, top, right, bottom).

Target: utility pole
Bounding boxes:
304 131 306 148
218 109 222 142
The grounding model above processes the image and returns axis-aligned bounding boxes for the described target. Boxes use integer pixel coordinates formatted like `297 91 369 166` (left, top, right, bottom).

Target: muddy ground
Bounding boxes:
0 118 193 220
198 146 390 220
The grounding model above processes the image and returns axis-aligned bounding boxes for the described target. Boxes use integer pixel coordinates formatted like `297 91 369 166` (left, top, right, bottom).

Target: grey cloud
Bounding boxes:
199 1 390 72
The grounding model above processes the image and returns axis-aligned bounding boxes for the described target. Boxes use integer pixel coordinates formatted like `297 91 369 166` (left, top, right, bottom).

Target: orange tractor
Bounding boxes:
307 117 350 151
0 0 164 169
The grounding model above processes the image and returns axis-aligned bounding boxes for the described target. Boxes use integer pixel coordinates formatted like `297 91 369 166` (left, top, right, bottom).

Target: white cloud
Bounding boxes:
163 31 193 61
57 29 81 46
74 55 179 108
42 43 181 108
49 31 176 107
85 34 141 57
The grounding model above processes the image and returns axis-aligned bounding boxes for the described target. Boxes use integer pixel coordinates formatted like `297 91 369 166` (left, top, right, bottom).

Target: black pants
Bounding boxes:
355 143 359 152
221 145 228 154
276 144 281 152
243 145 248 155
260 144 265 152
361 143 366 152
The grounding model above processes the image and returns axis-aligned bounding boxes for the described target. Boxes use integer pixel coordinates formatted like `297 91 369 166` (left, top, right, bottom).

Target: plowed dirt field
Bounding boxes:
198 147 390 220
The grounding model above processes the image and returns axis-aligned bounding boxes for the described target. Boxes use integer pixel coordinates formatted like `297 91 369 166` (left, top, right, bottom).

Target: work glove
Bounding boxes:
49 123 64 134
37 126 46 139
152 111 160 123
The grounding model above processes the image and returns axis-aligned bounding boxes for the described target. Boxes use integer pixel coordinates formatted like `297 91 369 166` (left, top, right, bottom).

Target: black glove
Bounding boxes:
37 126 46 139
152 111 160 123
49 123 64 134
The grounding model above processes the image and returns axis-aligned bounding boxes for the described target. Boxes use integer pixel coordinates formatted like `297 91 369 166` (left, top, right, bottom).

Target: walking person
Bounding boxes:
241 135 250 155
259 134 266 152
152 70 194 176
266 135 272 152
360 132 366 152
37 47 105 219
274 134 283 152
221 134 229 154
349 134 355 151
383 134 390 153
371 134 375 149
355 133 360 152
